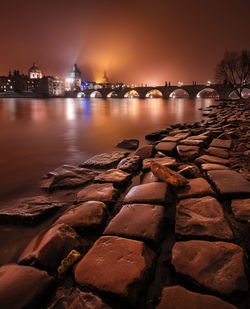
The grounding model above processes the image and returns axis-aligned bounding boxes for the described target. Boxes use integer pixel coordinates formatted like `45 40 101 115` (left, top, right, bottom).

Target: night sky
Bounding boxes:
1 0 249 85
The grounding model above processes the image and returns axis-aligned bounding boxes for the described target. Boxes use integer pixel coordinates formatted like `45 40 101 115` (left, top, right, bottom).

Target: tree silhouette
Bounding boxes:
215 50 250 98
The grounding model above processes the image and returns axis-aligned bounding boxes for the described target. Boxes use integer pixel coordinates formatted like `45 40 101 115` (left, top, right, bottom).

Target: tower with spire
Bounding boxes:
66 64 82 91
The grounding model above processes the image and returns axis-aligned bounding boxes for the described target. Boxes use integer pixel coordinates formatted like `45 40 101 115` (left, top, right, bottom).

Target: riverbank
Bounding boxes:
0 99 249 308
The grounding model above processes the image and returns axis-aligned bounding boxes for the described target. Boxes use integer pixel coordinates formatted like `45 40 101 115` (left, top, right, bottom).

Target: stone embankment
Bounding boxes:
0 100 249 309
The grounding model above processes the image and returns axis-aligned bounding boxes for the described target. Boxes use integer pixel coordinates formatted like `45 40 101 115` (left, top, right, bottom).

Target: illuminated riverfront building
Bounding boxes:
66 64 82 91
29 63 43 79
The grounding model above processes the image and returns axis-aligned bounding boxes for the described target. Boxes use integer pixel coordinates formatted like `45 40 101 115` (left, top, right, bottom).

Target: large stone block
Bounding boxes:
18 223 80 270
81 152 129 169
176 145 200 161
207 170 250 198
104 204 165 244
206 147 229 159
210 138 232 149
40 165 97 190
231 199 250 223
134 145 154 159
0 264 54 309
155 142 176 155
94 169 131 187
176 178 215 199
74 236 155 305
155 285 236 309
123 182 169 205
54 201 107 232
77 183 119 203
171 240 248 296
195 155 229 166
0 196 62 225
117 155 141 173
175 196 233 240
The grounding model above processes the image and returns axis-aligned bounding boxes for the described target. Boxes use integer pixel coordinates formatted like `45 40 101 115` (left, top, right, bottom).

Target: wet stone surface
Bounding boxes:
231 198 250 223
175 177 215 199
155 285 237 309
77 183 119 203
18 223 80 270
123 182 170 205
175 196 233 240
0 196 63 225
81 151 129 169
207 169 250 198
171 240 248 296
94 169 132 187
74 236 155 306
0 264 54 309
117 155 141 173
40 165 97 190
104 203 165 245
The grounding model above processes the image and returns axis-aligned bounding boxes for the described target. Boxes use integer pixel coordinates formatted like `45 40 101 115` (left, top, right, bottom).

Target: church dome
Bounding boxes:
29 63 42 73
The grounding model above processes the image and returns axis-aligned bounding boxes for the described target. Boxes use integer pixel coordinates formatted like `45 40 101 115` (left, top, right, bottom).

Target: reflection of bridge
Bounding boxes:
76 84 249 99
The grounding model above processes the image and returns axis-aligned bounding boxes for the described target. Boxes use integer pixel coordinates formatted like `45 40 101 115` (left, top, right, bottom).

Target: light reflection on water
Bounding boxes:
0 97 215 202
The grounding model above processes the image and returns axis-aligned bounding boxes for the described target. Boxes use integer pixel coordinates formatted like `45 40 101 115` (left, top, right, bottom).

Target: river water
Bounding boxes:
0 97 215 264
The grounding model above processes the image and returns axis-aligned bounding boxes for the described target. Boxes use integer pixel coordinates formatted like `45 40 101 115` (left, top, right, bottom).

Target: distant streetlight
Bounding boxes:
178 81 183 87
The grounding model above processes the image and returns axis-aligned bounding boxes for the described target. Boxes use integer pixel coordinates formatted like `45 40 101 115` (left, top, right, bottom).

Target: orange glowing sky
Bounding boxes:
0 0 249 85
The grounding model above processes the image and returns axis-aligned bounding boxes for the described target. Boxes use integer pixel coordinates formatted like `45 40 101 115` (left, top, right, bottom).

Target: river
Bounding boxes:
0 97 215 264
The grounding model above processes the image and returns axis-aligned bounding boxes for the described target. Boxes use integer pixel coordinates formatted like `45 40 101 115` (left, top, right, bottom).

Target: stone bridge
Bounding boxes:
76 84 249 100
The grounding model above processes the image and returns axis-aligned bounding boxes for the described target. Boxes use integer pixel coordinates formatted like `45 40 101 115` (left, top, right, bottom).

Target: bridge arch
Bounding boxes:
77 92 85 98
145 89 163 98
229 88 250 99
169 88 189 98
90 91 102 98
196 87 219 98
107 91 118 98
124 90 140 98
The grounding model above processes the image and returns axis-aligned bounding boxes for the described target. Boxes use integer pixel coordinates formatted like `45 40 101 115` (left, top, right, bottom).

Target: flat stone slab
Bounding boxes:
104 204 165 244
54 201 107 232
160 136 183 142
171 240 248 296
18 223 80 270
143 157 177 171
77 183 119 203
175 196 233 240
231 199 250 223
206 147 229 158
176 145 200 161
201 163 229 171
207 170 250 198
116 139 139 150
94 169 131 186
176 178 215 199
0 264 54 309
117 155 141 173
47 288 111 309
81 151 129 169
179 139 204 147
40 165 97 190
155 142 176 155
74 236 155 305
0 196 62 225
155 285 236 309
210 138 232 149
135 145 154 159
187 135 210 142
123 182 169 205
195 155 229 166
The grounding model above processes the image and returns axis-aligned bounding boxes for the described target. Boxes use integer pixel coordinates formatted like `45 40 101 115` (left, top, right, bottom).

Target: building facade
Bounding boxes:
66 64 82 91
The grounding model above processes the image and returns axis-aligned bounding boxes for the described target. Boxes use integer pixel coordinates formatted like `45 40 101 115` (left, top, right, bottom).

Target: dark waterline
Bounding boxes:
0 97 216 265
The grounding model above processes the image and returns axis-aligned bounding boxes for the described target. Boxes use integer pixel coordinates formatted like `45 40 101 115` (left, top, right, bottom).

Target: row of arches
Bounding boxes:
78 88 250 99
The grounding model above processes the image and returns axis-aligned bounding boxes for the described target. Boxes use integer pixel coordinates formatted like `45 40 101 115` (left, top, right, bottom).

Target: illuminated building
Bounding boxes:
29 63 42 79
66 64 82 91
102 70 109 88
